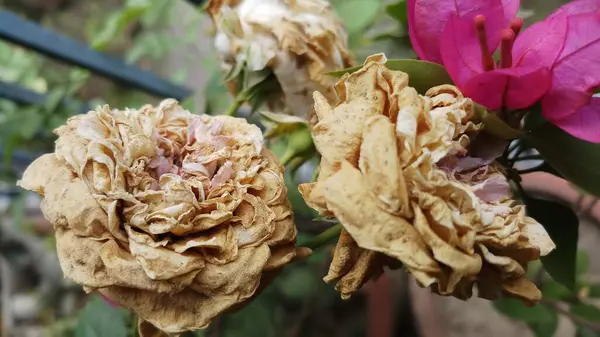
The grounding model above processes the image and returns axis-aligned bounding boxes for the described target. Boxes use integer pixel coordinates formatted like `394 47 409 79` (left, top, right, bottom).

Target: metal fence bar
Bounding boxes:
0 81 46 106
0 10 192 101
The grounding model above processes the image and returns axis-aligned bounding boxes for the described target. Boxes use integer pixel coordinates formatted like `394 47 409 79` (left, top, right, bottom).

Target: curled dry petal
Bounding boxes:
207 0 354 119
300 54 555 303
17 99 307 334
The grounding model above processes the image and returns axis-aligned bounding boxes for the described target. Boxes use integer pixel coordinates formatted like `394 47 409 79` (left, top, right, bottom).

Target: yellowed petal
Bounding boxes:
359 115 410 215
322 161 439 286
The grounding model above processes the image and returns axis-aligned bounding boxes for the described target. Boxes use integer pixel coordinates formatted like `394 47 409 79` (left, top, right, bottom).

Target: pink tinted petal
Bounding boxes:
550 97 600 143
512 15 568 68
440 15 485 87
210 161 235 189
544 12 600 119
407 0 426 60
411 0 511 63
463 66 551 110
473 176 510 202
504 0 521 19
542 89 590 120
549 0 600 18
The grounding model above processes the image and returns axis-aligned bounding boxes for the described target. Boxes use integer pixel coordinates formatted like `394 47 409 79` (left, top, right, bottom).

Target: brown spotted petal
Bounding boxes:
300 54 555 304
207 0 354 119
17 99 308 334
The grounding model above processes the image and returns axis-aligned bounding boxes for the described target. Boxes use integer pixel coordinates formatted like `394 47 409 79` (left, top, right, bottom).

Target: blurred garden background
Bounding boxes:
1 0 600 336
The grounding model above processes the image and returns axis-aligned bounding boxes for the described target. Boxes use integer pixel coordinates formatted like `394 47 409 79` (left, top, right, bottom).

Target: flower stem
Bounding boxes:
225 94 247 116
301 223 342 249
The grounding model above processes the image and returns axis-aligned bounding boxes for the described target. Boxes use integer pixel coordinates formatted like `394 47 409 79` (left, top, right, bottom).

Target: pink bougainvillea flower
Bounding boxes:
408 0 571 111
541 3 600 143
408 0 519 64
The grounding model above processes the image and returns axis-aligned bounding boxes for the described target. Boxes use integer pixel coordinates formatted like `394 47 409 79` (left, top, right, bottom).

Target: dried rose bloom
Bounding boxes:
18 99 309 334
300 54 556 303
207 0 354 119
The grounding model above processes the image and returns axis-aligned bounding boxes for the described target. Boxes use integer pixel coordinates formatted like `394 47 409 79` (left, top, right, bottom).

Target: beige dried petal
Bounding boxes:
138 319 172 337
18 99 306 334
127 227 205 280
413 205 482 293
324 230 385 299
322 161 440 286
302 54 554 304
208 0 354 119
359 115 410 215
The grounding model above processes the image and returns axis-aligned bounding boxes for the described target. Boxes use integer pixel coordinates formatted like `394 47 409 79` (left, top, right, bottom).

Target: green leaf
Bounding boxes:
572 303 600 322
475 104 523 140
334 0 381 35
528 309 558 337
577 250 589 276
588 284 600 298
526 118 600 199
386 0 407 25
327 59 453 94
222 299 276 337
542 280 572 301
19 107 44 139
493 298 554 323
277 266 318 301
75 295 128 337
525 195 578 291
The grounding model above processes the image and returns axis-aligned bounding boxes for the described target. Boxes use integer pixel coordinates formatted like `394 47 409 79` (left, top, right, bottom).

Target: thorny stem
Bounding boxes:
541 299 600 332
301 223 342 249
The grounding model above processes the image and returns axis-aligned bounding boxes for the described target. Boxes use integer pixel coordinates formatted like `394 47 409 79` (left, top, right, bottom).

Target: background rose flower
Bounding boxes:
17 99 309 334
206 0 354 119
300 54 555 303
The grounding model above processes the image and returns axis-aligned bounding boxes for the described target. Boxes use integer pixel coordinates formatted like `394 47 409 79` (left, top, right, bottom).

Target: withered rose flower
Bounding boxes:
300 54 556 304
18 99 309 334
207 0 354 120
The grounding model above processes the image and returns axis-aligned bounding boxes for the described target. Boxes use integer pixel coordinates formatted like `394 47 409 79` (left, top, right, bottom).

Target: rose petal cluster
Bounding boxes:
300 54 556 303
207 0 354 120
17 99 308 334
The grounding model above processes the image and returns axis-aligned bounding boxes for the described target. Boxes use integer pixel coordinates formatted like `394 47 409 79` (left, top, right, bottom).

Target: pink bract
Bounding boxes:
408 0 518 63
541 11 600 143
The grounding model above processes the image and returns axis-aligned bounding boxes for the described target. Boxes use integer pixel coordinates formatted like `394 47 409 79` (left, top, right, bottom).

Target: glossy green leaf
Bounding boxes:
525 195 578 290
493 298 554 323
528 309 558 337
334 0 381 35
526 118 600 199
327 59 454 94
74 295 127 337
572 303 600 322
386 0 408 25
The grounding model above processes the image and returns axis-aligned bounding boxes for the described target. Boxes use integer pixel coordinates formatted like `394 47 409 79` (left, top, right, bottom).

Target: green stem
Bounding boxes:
301 223 342 249
225 94 247 116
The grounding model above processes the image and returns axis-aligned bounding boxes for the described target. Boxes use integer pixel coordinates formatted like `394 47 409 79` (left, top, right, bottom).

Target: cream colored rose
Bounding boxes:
17 99 309 334
300 54 555 303
207 0 354 120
